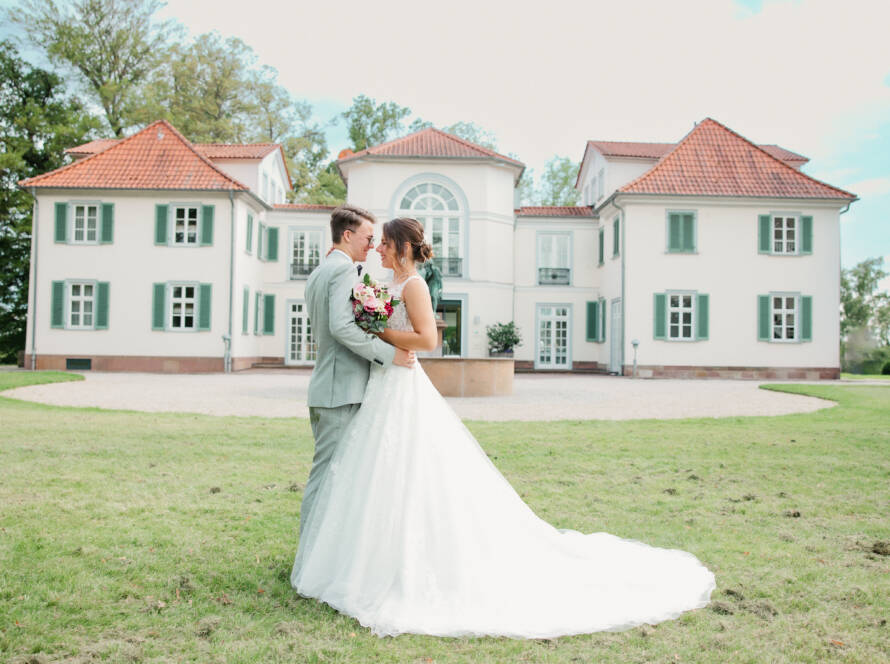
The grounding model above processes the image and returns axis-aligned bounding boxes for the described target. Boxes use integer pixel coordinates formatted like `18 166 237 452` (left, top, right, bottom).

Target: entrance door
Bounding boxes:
536 305 571 370
286 301 316 365
437 300 462 356
609 298 622 374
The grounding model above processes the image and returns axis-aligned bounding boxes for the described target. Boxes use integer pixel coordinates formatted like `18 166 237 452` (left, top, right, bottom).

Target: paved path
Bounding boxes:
2 370 844 420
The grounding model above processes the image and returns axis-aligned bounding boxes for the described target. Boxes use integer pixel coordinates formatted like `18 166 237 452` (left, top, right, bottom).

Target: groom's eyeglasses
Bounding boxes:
347 229 374 247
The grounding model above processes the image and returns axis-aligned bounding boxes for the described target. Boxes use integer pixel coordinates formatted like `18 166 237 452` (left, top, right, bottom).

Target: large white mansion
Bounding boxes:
21 117 855 378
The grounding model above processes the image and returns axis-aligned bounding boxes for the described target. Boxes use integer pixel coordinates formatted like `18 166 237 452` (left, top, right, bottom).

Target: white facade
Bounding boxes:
24 124 850 378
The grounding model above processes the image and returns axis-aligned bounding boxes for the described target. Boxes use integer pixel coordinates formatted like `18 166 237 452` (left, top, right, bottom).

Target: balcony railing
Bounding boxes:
538 267 571 285
290 262 318 279
432 257 463 277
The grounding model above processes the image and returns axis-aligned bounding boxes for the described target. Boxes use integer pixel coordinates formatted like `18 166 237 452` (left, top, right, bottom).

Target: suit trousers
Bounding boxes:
300 403 361 539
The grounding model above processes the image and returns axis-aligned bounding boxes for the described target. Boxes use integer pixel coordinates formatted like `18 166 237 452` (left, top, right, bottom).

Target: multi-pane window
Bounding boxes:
773 216 797 254
772 295 797 341
291 230 322 278
537 305 570 369
174 206 199 245
69 282 94 328
398 182 462 276
288 302 317 363
73 205 98 243
537 233 570 285
668 294 694 340
170 285 196 329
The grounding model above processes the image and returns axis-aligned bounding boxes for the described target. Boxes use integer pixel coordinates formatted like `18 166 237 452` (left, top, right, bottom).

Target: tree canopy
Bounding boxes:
0 40 101 361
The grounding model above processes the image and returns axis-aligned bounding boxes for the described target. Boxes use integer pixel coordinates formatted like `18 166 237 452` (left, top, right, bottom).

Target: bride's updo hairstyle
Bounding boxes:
383 217 434 263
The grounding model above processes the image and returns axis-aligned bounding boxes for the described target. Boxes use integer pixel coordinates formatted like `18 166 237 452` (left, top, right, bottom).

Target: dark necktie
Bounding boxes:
357 264 363 276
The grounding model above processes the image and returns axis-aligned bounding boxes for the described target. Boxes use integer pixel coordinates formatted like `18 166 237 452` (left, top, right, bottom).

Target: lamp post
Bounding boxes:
631 339 639 378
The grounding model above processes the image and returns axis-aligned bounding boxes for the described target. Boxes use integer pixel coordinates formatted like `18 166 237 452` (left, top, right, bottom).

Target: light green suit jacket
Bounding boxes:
306 250 396 408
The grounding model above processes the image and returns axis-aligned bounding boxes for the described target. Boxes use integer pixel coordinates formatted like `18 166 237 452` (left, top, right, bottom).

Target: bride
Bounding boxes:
291 217 716 638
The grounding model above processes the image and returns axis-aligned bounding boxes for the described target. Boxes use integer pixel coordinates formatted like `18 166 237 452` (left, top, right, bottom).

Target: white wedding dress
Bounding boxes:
291 276 716 638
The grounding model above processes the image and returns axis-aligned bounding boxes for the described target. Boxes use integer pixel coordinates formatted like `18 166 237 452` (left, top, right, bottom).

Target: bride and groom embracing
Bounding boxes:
290 204 716 638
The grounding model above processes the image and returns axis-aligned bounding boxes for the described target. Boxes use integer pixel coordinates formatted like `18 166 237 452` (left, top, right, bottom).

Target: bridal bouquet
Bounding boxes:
351 273 399 333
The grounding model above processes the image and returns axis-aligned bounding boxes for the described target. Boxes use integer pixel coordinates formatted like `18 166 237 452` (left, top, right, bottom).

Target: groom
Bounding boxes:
300 204 415 538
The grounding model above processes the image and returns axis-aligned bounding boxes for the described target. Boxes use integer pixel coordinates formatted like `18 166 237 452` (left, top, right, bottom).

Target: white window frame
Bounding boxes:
171 204 201 246
397 182 463 276
771 292 799 343
286 300 317 365
289 228 323 278
535 303 572 370
666 291 696 341
255 291 264 336
771 213 800 255
597 168 605 201
536 231 572 285
70 203 100 244
66 279 97 329
168 282 199 332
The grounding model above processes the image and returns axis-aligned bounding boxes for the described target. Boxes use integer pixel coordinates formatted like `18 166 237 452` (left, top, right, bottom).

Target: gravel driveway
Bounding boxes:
3 370 838 421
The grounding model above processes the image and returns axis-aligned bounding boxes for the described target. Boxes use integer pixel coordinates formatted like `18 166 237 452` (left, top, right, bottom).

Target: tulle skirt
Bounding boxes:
291 363 715 638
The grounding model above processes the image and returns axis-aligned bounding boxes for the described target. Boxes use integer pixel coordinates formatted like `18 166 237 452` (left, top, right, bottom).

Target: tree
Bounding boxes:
442 121 498 150
10 0 176 137
341 95 411 152
0 40 101 362
840 257 887 338
537 156 580 206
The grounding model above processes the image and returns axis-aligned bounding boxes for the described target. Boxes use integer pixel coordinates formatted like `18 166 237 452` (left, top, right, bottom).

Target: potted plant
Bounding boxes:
486 322 522 357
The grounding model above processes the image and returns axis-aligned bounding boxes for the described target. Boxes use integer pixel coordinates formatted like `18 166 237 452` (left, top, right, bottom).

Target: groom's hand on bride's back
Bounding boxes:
393 348 416 367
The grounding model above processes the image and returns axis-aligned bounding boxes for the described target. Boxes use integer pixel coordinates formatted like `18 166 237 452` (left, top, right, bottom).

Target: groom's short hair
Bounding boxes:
330 204 376 243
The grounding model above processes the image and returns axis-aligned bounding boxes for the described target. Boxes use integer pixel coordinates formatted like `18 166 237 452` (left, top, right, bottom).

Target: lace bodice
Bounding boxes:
387 275 425 332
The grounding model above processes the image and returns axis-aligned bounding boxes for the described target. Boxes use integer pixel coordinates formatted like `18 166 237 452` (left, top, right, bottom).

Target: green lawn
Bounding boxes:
842 372 890 380
1 373 888 663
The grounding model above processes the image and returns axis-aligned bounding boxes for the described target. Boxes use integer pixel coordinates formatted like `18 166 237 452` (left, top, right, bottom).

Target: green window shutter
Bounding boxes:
246 215 253 253
598 228 604 265
600 297 607 342
152 283 166 330
801 216 813 254
51 281 65 328
200 205 214 246
198 283 212 330
654 293 666 340
155 205 169 245
758 295 770 341
254 292 260 334
54 202 68 243
100 203 114 244
758 214 771 253
267 226 279 261
612 218 619 256
263 293 275 335
95 282 110 330
586 301 598 341
800 295 812 342
668 213 681 252
696 293 709 340
682 213 695 251
242 286 249 334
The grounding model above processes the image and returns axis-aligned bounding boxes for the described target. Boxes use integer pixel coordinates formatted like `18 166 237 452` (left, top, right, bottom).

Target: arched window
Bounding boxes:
397 182 462 277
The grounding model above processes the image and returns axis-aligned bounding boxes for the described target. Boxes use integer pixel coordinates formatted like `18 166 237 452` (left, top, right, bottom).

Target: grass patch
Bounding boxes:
1 375 889 662
842 372 890 380
0 370 83 391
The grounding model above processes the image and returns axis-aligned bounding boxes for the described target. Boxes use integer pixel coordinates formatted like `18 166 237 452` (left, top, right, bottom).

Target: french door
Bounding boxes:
536 304 571 370
286 301 316 365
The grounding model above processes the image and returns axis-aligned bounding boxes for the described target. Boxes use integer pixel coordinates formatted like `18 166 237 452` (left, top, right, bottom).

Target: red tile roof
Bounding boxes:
273 203 337 211
516 206 595 217
195 143 280 159
65 138 121 156
618 118 855 200
22 120 249 191
339 127 525 169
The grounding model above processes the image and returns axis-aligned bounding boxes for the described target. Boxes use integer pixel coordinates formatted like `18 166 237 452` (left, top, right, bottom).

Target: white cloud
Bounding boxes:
156 0 890 177
848 177 890 197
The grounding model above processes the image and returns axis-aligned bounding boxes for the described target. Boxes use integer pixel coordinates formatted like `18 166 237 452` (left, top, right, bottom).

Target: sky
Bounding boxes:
3 0 889 286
